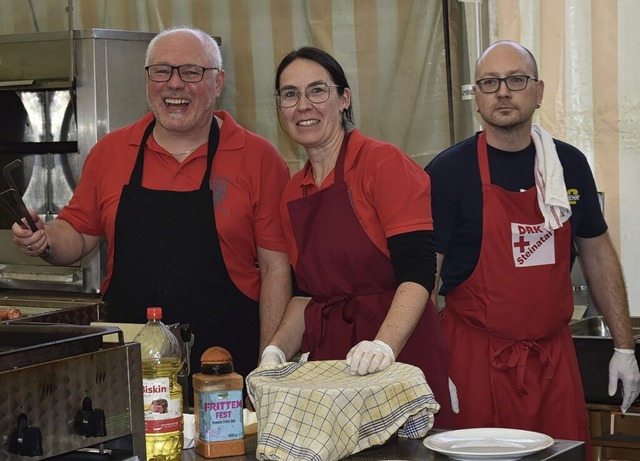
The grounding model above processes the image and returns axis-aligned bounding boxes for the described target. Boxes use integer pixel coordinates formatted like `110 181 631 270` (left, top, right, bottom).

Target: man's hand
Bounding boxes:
346 339 395 375
608 348 640 412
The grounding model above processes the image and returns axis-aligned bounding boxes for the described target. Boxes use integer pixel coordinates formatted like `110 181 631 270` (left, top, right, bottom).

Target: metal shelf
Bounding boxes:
588 402 640 460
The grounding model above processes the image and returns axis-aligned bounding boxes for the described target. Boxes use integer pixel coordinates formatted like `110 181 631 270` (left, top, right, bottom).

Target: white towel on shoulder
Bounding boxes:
531 124 572 230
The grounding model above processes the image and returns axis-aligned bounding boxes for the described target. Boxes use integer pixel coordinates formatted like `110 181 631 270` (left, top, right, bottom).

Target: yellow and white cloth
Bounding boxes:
246 360 440 461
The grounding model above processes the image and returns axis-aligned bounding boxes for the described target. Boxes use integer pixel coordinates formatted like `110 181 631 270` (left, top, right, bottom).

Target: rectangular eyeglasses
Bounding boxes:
145 64 219 83
475 75 538 94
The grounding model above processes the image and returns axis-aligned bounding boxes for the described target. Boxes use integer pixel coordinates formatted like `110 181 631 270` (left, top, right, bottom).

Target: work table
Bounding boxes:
179 434 585 461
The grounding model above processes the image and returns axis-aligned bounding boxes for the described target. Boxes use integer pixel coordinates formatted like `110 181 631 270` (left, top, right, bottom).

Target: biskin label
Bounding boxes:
198 389 244 442
142 377 182 434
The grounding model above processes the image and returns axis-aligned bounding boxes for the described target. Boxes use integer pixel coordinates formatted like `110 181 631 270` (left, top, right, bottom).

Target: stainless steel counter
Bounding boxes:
180 434 585 461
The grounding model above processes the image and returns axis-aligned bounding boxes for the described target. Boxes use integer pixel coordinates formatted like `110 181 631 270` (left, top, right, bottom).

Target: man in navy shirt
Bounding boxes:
426 40 639 455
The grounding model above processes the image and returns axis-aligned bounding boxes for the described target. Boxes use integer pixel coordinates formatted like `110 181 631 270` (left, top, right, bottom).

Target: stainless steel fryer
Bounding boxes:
0 323 145 460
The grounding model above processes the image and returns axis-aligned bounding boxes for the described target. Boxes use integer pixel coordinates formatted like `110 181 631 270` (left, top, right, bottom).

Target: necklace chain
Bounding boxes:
171 136 209 157
154 132 209 157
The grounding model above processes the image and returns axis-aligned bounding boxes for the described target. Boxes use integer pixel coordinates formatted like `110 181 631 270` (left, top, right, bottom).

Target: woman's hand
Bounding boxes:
259 345 286 367
346 339 395 375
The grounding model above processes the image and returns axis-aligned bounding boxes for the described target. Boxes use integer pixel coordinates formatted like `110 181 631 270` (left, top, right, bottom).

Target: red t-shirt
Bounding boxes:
58 111 290 300
280 129 433 267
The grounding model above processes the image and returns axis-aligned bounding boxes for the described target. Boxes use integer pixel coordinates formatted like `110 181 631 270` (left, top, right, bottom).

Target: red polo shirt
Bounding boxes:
280 129 433 267
59 111 290 300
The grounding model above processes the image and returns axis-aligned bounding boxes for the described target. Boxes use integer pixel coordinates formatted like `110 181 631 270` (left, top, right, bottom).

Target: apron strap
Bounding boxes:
477 131 491 186
129 120 156 186
200 117 220 190
333 131 351 184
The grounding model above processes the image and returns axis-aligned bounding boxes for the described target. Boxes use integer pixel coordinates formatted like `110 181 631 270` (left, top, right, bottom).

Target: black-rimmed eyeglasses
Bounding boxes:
145 64 220 83
475 75 538 94
275 82 341 108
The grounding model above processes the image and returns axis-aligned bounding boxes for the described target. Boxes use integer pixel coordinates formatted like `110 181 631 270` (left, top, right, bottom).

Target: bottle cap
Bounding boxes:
147 307 162 320
201 346 234 375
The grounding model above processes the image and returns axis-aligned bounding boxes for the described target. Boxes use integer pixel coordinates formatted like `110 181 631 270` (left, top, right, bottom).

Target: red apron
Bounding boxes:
442 132 591 454
287 133 453 428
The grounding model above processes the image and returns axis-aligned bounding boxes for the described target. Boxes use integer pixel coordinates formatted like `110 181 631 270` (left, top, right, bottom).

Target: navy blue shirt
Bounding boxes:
425 132 607 295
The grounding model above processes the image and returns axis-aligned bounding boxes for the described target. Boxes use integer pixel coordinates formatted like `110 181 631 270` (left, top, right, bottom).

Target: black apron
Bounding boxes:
104 117 260 403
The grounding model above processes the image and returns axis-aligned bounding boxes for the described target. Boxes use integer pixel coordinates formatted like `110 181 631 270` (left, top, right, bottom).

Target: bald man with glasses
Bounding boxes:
426 40 639 458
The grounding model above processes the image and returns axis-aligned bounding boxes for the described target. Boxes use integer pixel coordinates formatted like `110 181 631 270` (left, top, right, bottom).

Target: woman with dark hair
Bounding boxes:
261 46 454 427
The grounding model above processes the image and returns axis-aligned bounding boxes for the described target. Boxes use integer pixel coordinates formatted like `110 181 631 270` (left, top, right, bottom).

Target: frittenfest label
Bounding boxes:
198 389 244 442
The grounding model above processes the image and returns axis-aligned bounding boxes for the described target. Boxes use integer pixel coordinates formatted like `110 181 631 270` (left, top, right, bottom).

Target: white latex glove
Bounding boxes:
346 339 395 375
608 348 640 413
259 345 286 367
449 377 460 414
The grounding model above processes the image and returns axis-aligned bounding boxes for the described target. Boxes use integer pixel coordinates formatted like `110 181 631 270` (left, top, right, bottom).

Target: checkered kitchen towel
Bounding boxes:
246 360 440 461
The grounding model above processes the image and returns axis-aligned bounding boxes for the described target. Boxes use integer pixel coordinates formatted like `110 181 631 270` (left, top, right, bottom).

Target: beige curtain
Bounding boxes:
482 0 640 313
7 1 638 311
0 0 450 170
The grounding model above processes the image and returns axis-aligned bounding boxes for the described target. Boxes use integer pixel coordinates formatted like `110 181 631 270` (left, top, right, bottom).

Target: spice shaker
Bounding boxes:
193 346 245 458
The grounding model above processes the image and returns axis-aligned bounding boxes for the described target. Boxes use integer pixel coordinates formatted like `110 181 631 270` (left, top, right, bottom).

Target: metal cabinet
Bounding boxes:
0 29 154 293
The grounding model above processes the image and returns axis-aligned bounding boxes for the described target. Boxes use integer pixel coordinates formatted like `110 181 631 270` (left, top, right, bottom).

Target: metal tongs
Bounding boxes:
1 160 38 231
1 160 51 256
168 323 194 412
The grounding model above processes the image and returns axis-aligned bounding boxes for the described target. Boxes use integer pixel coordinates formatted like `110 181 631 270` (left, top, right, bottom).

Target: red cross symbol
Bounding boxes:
513 235 530 253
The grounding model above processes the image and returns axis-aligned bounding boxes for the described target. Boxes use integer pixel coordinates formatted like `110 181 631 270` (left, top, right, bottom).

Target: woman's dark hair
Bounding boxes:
275 46 355 130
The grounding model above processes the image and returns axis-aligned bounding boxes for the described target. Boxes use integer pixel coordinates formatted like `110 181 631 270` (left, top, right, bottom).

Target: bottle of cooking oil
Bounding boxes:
134 307 184 460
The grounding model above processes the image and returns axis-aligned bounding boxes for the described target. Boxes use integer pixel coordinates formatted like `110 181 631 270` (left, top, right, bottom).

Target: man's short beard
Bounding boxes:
481 109 534 132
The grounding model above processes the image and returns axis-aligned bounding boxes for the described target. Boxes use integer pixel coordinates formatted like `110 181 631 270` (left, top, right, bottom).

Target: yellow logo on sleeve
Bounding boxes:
567 188 580 205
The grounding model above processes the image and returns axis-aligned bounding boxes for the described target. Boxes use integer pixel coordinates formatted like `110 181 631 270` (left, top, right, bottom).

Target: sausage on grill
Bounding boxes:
0 308 23 320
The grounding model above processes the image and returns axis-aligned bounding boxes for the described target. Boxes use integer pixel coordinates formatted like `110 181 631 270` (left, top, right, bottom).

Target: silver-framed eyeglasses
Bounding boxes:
275 82 341 108
475 75 538 94
145 64 219 83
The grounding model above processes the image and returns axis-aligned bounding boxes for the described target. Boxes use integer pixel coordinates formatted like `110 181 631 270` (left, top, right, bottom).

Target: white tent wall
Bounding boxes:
1 0 638 313
619 1 640 316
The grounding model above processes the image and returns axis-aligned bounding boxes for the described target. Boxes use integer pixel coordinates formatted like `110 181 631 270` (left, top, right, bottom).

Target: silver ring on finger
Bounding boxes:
28 245 32 251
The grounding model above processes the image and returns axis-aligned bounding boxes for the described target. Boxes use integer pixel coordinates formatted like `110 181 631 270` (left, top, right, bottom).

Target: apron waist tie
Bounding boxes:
490 340 555 395
316 295 358 318
314 295 359 344
312 288 388 344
